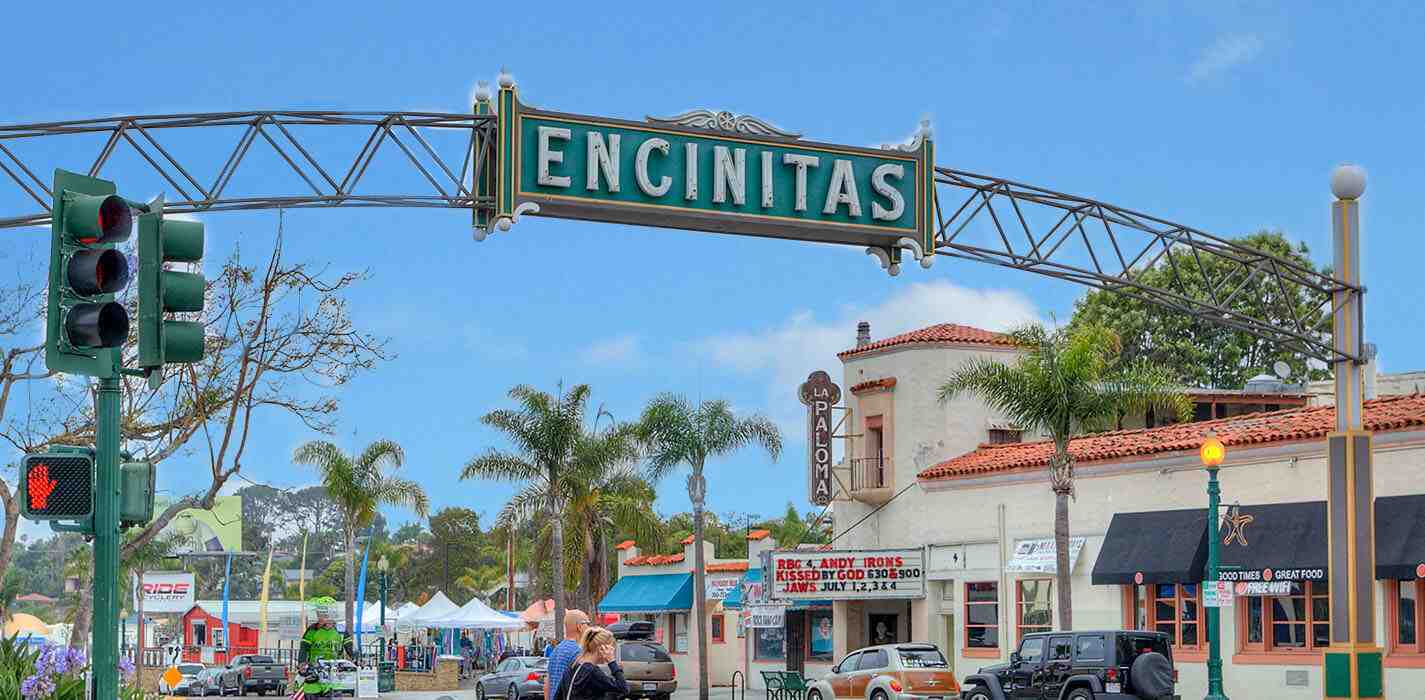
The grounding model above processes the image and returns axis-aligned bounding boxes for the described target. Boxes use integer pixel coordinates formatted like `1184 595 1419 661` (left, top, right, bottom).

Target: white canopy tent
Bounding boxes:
394 591 458 631
397 602 421 617
426 596 527 630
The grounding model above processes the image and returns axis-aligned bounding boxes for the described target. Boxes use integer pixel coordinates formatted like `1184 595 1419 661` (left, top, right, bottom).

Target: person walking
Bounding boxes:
552 627 627 700
544 609 590 700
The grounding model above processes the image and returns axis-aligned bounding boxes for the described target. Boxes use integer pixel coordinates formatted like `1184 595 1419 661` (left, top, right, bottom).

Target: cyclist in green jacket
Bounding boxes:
297 599 353 697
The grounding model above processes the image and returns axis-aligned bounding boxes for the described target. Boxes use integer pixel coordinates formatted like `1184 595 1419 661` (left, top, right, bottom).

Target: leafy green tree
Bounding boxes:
293 438 429 634
1070 230 1331 389
638 395 781 700
939 323 1189 629
462 384 627 638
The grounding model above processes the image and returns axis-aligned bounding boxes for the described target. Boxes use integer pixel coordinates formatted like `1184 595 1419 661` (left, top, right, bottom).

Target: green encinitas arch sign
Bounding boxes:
475 76 936 256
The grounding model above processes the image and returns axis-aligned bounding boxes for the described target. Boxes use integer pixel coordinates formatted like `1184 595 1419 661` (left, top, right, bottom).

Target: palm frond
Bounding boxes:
461 450 541 483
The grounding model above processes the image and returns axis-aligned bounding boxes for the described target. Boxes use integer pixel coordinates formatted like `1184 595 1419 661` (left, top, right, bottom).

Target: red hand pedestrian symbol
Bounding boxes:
28 463 56 510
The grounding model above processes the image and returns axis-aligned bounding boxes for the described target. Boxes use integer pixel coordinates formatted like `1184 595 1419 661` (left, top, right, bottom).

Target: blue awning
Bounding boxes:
723 569 760 610
600 573 693 613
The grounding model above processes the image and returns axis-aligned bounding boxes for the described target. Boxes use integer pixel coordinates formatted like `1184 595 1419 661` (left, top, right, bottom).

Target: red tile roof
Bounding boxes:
706 561 750 573
681 535 695 545
851 378 897 394
747 529 771 541
838 323 1015 359
615 540 636 551
626 553 686 567
919 394 1425 481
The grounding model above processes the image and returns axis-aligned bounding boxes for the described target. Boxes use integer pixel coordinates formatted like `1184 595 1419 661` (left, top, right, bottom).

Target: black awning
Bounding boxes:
1217 501 1328 581
1376 494 1425 580
1092 508 1208 585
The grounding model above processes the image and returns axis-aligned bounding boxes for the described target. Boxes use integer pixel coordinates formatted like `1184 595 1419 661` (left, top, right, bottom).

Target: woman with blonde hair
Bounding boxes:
552 627 629 700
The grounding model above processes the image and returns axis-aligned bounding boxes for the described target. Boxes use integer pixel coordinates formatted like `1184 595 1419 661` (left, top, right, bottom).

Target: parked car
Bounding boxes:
476 656 548 700
617 636 676 700
196 667 226 696
807 643 959 700
218 653 287 696
158 663 207 696
317 659 359 697
960 630 1178 700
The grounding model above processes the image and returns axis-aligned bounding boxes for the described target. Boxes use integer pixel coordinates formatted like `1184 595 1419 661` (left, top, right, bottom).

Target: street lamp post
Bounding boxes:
1200 432 1228 700
378 556 389 661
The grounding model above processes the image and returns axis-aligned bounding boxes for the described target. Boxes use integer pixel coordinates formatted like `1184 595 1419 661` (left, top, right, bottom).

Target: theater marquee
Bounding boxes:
768 547 925 601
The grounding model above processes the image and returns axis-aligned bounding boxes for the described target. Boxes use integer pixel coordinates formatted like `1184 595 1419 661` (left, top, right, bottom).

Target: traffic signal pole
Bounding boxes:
93 370 122 698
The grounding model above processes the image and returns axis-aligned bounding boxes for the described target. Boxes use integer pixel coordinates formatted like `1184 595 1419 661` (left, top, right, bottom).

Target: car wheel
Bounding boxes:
808 691 823 700
477 683 487 700
871 690 888 700
962 688 993 700
1065 688 1094 700
509 684 520 700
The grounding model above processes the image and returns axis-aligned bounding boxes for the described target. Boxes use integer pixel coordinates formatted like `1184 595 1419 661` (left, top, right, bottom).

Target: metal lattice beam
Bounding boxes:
0 111 1359 363
931 168 1357 364
0 111 496 229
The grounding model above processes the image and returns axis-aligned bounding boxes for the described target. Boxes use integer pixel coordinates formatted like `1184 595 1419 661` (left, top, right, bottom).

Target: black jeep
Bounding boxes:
961 630 1178 700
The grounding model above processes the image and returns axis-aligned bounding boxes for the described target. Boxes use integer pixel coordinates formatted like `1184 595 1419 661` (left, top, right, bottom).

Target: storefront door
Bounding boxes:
786 610 806 674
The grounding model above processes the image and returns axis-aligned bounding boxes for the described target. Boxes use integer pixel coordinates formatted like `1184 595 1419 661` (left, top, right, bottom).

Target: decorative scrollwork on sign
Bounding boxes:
646 109 802 139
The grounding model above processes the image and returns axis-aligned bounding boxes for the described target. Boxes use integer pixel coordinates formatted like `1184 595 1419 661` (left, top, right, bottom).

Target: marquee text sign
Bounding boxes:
480 81 936 254
769 548 925 601
800 371 841 506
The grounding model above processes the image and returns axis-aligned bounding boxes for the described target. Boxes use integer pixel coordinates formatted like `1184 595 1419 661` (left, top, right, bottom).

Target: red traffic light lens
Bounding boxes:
95 195 132 243
67 248 130 295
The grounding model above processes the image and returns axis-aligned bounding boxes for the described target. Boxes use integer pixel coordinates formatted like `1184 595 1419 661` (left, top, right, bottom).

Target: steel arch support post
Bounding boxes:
1323 166 1383 700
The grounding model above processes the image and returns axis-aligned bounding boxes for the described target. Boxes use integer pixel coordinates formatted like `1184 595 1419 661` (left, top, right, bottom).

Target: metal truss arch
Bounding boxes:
0 111 1359 364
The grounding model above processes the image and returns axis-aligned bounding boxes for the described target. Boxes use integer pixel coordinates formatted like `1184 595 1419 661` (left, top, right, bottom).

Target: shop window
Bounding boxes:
711 614 725 644
965 581 1000 650
808 610 834 662
1017 580 1054 639
988 429 1022 444
754 626 785 661
1238 581 1330 653
1389 580 1424 655
1128 584 1201 649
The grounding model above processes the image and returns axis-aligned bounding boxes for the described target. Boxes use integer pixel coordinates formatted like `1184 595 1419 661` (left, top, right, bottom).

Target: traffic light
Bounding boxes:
45 170 134 378
137 198 205 370
19 449 94 521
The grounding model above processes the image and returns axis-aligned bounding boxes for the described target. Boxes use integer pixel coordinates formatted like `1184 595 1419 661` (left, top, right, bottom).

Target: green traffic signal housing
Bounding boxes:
137 199 206 368
45 170 134 378
119 461 155 528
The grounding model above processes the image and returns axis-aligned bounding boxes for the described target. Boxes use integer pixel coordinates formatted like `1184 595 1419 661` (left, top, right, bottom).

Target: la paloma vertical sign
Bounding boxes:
800 371 841 506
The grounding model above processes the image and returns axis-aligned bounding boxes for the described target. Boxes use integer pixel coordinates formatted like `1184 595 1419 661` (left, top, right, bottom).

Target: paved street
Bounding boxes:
380 687 770 700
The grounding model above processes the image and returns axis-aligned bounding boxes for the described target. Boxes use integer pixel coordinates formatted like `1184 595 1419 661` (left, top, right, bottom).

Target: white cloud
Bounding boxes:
1187 33 1265 84
701 280 1041 423
581 334 641 365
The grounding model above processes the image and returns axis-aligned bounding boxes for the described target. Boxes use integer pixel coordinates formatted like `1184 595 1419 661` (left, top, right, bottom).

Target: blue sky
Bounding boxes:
4 1 1425 543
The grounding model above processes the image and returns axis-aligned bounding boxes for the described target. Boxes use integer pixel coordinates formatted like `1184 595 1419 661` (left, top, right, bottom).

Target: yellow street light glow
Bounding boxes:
1200 433 1226 468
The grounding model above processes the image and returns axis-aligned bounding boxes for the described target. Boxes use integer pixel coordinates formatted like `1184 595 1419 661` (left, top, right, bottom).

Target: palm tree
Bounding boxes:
638 395 781 700
461 384 620 640
293 439 429 634
499 453 663 613
938 323 1189 629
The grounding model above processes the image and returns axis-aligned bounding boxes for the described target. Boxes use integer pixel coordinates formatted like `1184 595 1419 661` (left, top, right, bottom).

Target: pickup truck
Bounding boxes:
219 654 288 696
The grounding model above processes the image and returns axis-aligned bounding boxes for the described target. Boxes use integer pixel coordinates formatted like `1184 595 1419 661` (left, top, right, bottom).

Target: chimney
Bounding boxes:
856 321 871 348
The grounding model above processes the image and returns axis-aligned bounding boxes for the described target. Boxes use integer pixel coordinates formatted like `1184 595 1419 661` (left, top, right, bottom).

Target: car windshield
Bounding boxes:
180 664 204 674
248 655 274 664
620 643 671 662
897 648 948 668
